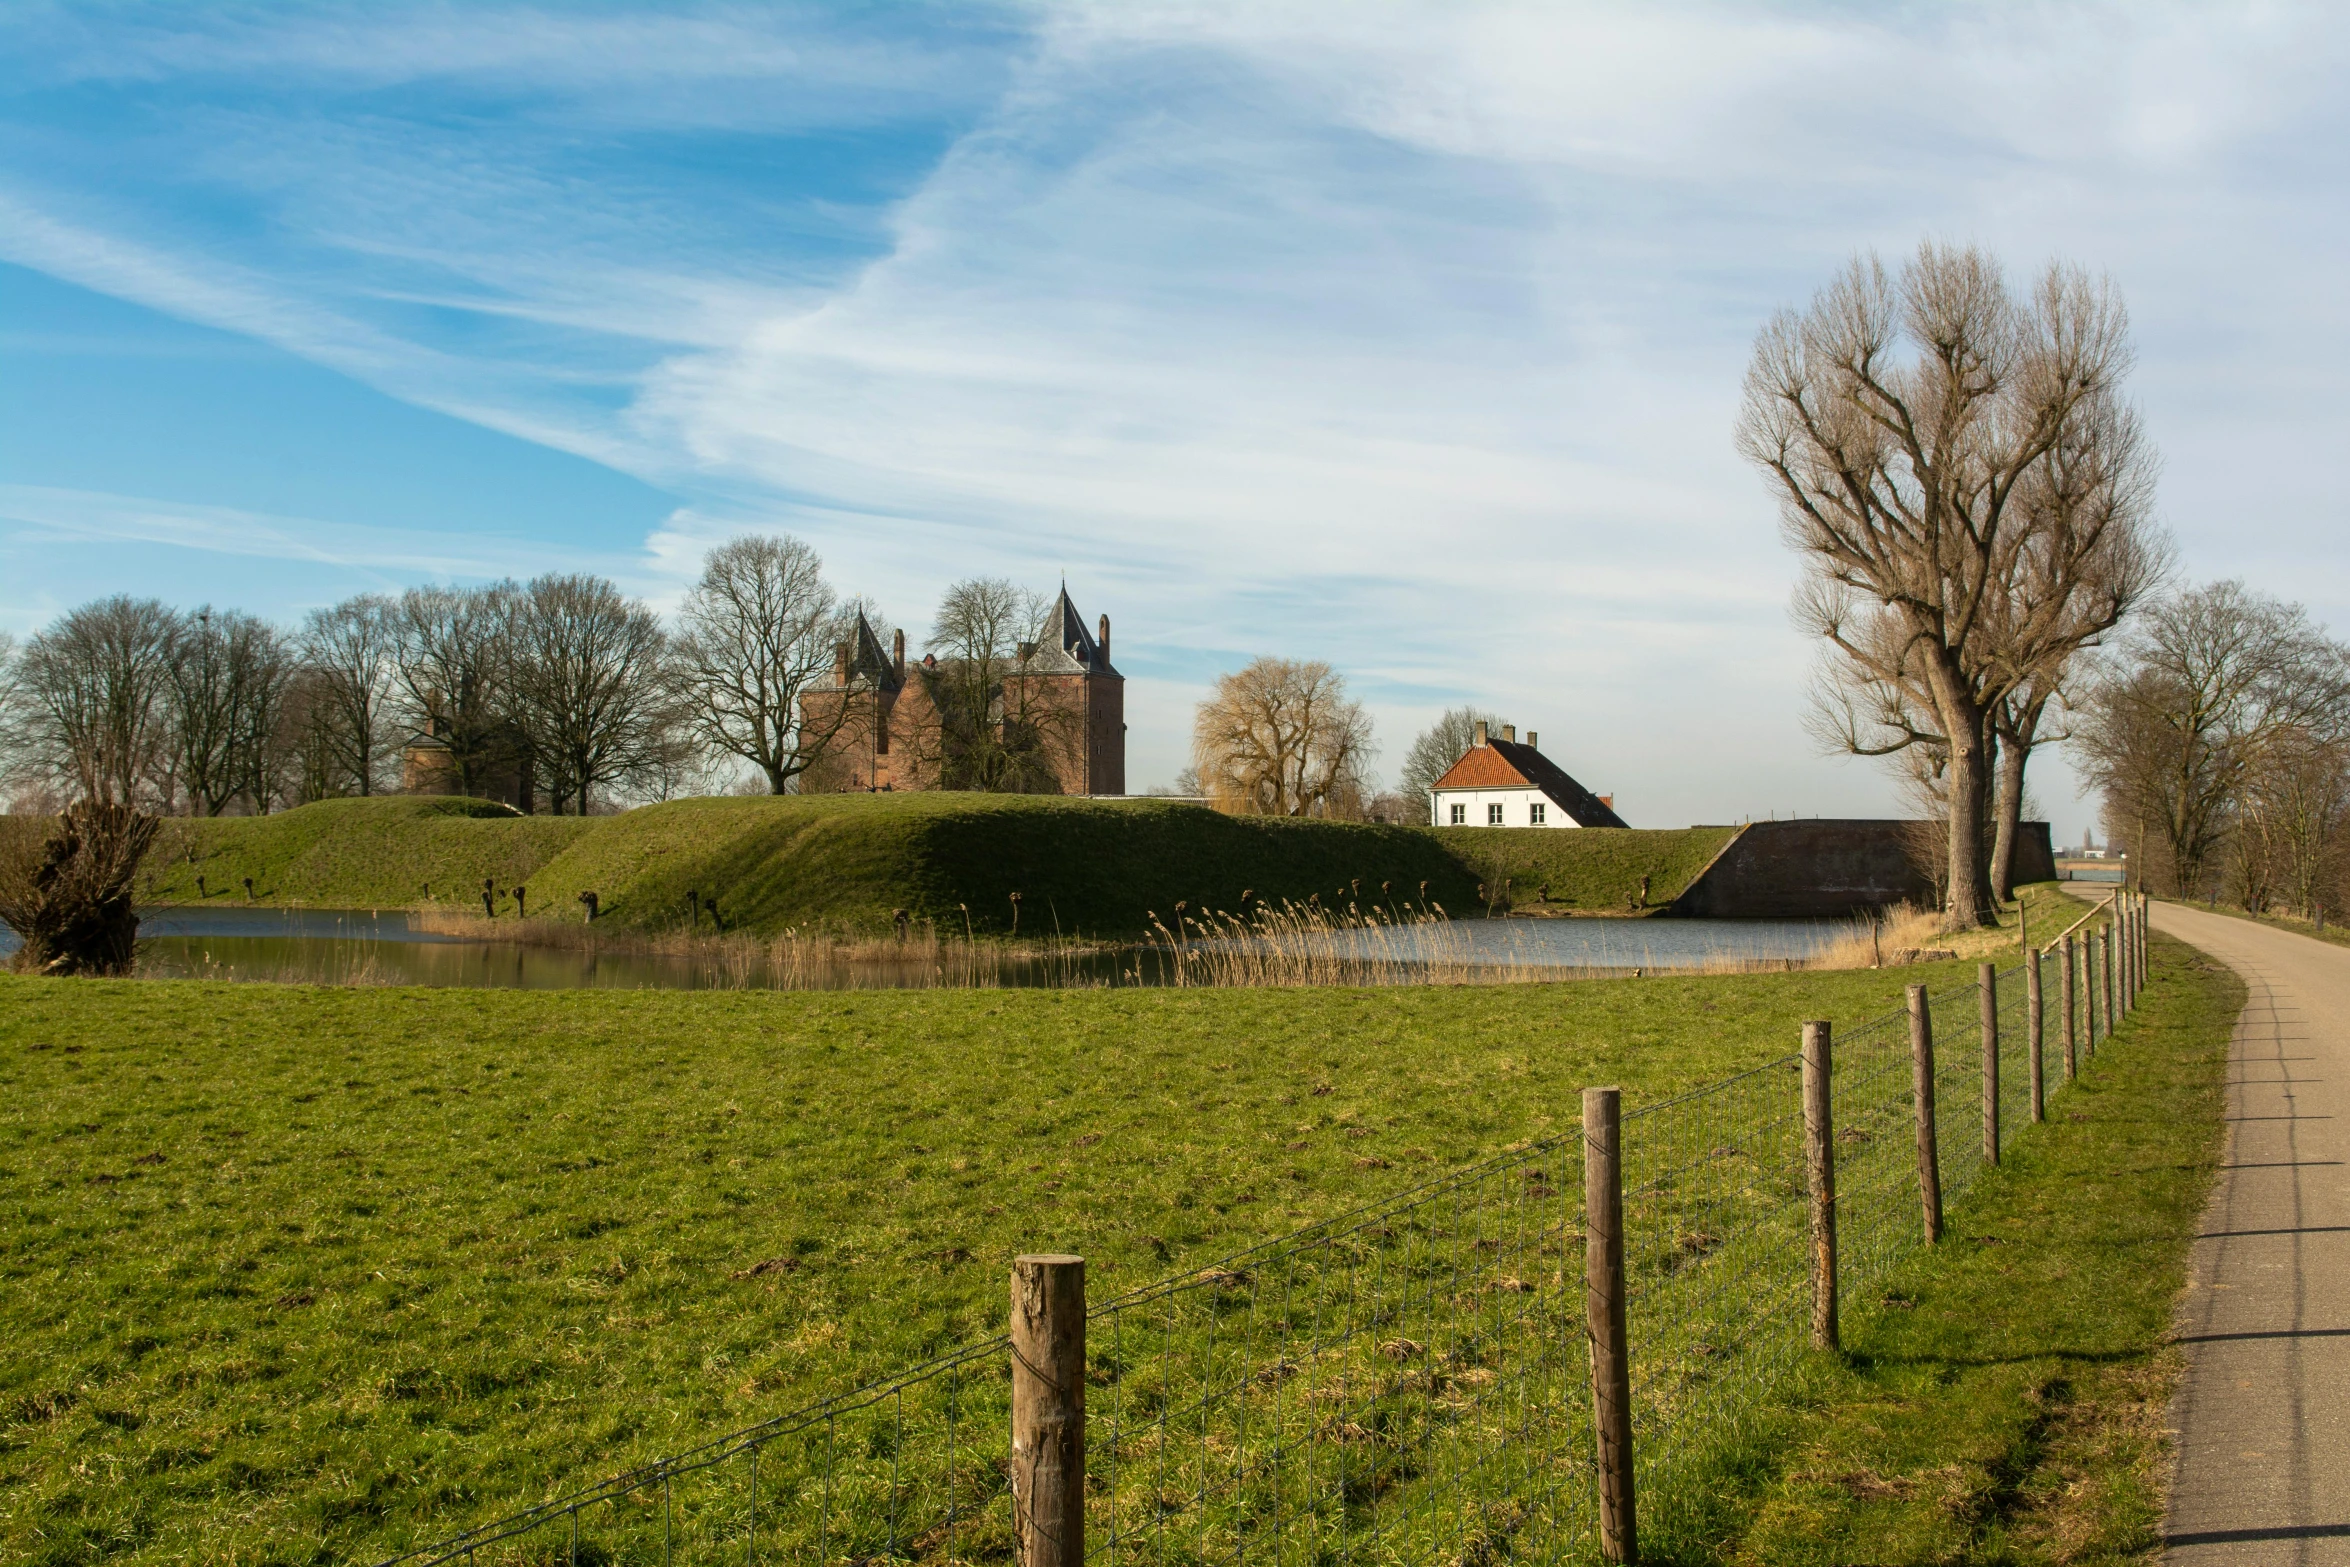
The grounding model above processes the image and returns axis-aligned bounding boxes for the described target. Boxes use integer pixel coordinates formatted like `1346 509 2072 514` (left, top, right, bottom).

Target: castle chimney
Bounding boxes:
1474 720 1488 748
833 644 850 685
1527 730 1538 751
892 628 906 680
1502 724 1516 743
1098 613 1111 666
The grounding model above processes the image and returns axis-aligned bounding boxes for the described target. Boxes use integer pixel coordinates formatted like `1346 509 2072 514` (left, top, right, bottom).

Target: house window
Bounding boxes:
1449 802 1466 825
1487 803 1504 826
1529 802 1546 825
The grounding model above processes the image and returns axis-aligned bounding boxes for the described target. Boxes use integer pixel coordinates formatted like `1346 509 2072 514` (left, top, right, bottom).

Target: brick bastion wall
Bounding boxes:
1668 818 2057 919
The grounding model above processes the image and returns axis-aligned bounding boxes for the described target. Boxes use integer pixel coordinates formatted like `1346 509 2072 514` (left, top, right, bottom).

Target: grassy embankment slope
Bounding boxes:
6 955 1972 1565
140 794 1739 937
1714 926 2241 1564
144 798 596 910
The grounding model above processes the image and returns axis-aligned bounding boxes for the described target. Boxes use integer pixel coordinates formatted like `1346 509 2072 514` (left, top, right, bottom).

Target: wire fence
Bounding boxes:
379 904 2140 1567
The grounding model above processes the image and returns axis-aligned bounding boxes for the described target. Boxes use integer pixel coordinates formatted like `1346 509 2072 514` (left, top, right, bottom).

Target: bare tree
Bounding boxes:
2237 726 2350 920
276 666 355 804
299 594 398 796
7 596 178 807
1744 243 2150 927
504 574 675 815
2074 581 2350 898
920 577 1069 792
1193 657 1375 816
165 608 292 816
673 534 853 793
391 583 519 798
1398 706 1507 806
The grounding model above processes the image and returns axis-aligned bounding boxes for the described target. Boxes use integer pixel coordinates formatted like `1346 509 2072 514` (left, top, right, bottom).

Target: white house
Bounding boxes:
1429 722 1627 829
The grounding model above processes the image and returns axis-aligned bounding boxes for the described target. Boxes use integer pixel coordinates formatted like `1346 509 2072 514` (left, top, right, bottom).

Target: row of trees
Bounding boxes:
0 539 1135 817
2074 581 2350 917
1744 241 2166 929
0 579 680 817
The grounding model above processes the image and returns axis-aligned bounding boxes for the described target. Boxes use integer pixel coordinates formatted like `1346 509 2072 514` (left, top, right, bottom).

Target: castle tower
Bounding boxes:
1006 587 1125 795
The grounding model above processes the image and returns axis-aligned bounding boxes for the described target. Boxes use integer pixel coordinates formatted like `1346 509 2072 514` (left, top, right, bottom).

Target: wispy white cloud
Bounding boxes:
0 482 650 590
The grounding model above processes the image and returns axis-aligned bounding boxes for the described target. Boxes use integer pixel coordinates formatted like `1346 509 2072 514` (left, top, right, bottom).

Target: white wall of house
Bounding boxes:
1429 787 1579 828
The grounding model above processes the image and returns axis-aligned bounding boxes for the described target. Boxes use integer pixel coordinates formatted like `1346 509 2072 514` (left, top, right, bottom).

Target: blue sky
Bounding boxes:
5 2 2347 829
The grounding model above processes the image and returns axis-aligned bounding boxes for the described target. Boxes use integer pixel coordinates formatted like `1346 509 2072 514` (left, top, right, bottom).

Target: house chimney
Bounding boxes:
1474 720 1488 747
892 628 905 680
833 644 850 685
1526 730 1538 751
1599 795 1613 809
1098 613 1111 666
1502 724 1516 743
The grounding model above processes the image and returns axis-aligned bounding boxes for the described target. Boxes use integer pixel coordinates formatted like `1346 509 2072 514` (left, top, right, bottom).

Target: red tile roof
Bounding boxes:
1431 747 1531 790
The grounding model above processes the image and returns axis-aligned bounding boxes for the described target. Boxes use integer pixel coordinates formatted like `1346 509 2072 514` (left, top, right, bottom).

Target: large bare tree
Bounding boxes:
299 594 398 796
672 534 853 793
1193 657 1374 817
504 574 675 815
7 596 178 807
1743 243 2151 927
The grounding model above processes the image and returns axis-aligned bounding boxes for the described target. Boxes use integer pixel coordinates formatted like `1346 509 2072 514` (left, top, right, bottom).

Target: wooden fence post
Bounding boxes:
2131 897 2144 1007
2105 930 2124 1043
2061 933 2078 1082
1979 964 2000 1167
1908 985 1942 1244
2125 902 2138 1012
2026 947 2045 1124
1011 1255 1086 1567
1583 1087 1637 1564
1802 1023 1837 1352
2083 930 2100 1057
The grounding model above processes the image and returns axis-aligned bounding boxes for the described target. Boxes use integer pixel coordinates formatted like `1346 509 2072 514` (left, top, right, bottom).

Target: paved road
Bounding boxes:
2156 902 2350 1562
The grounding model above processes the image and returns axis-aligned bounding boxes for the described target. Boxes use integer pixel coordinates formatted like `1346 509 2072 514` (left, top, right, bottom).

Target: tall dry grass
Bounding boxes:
1801 902 1951 971
1142 896 1822 987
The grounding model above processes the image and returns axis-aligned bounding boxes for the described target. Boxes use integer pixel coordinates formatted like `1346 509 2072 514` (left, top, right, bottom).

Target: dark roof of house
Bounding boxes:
1430 738 1629 828
1025 587 1116 677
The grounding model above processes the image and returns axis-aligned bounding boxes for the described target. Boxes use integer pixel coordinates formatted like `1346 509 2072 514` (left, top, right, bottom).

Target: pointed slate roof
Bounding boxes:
1025 586 1116 677
1431 738 1629 828
821 612 901 691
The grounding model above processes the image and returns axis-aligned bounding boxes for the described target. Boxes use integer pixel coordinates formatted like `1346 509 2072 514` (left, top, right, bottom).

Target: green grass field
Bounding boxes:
6 957 1971 1566
1713 931 2240 1564
132 794 1740 938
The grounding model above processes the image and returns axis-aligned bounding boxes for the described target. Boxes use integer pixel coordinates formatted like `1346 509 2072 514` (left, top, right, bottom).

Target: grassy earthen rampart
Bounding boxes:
133 794 1739 937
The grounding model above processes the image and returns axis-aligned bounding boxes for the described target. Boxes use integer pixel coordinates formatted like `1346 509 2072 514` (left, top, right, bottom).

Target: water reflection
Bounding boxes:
0 906 1850 991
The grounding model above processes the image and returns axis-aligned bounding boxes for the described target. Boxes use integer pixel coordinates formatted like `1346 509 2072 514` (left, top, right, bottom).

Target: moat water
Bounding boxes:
0 906 1854 990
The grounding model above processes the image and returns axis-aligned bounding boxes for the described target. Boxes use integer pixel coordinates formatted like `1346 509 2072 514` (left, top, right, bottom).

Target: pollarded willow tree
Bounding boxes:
1740 242 2160 929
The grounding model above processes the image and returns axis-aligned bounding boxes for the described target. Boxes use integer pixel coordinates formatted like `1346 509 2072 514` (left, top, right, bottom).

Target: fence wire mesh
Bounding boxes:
1083 1140 1595 1567
381 938 2129 1567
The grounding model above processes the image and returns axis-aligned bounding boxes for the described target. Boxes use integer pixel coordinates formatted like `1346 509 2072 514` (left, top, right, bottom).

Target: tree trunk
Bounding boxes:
1989 731 2028 905
1925 658 1995 930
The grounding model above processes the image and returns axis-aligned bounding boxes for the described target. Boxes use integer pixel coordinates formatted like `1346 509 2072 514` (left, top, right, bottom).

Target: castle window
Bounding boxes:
1487 803 1504 825
1529 802 1546 825
1449 802 1466 825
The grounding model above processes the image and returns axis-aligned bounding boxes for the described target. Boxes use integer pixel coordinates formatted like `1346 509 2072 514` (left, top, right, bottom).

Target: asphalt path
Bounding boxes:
2155 902 2350 1563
